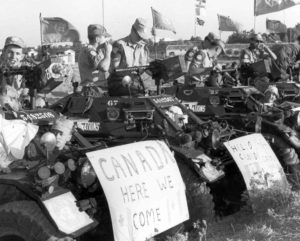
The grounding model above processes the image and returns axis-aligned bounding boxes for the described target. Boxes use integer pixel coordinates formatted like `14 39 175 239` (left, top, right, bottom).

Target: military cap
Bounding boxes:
4 36 25 48
132 18 151 40
264 85 279 98
215 39 226 54
205 32 220 44
88 24 111 38
249 33 264 42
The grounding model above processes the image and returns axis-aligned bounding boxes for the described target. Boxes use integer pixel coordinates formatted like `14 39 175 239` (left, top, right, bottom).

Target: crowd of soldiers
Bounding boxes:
1 18 300 107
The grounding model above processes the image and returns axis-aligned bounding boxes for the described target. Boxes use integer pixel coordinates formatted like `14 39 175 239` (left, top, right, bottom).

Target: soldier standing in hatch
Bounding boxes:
185 38 226 86
185 32 221 70
78 24 112 91
240 33 277 64
111 18 151 69
0 36 29 97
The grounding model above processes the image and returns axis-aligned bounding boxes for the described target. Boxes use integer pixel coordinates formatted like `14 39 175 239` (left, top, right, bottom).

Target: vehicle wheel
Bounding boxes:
0 201 65 241
177 160 215 227
269 135 300 189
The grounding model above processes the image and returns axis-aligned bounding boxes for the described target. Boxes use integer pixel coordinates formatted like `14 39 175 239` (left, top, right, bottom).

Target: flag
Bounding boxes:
266 19 287 33
40 15 80 44
218 15 238 32
195 0 206 25
151 7 176 34
196 18 205 26
254 0 300 16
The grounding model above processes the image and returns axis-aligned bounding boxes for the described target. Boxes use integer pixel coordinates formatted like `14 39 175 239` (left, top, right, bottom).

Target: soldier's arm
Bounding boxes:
110 42 123 70
188 50 212 75
88 43 112 72
261 44 277 61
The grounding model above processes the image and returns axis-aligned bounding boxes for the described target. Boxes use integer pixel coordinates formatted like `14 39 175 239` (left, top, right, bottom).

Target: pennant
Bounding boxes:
196 18 205 26
151 7 176 34
218 15 238 32
40 16 80 44
195 0 206 23
266 19 287 33
254 0 300 16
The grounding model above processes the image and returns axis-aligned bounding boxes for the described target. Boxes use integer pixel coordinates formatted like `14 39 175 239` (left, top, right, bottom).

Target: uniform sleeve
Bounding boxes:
188 50 206 74
240 49 250 63
111 41 123 68
185 48 196 62
275 47 289 72
87 48 104 69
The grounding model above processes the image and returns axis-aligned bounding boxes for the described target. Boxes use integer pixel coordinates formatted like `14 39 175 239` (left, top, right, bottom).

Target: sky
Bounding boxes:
0 0 300 47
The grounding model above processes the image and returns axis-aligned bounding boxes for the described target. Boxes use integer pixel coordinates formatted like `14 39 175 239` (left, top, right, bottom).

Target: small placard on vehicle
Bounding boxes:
77 122 100 131
182 102 206 112
152 96 176 105
18 111 56 122
43 191 95 234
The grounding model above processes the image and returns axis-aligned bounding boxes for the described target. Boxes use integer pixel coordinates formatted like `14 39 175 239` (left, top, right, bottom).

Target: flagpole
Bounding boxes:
102 0 105 27
253 0 257 32
283 10 286 25
39 13 43 46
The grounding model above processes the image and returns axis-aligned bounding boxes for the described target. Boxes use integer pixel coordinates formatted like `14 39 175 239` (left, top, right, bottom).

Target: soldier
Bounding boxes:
0 36 28 96
272 41 300 80
186 39 226 86
185 32 220 70
111 18 150 69
263 85 279 106
240 33 277 64
78 24 112 90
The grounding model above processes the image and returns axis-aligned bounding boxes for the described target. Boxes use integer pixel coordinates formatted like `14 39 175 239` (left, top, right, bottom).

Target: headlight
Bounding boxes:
296 112 300 128
211 129 221 150
40 132 57 152
81 160 97 188
122 75 132 87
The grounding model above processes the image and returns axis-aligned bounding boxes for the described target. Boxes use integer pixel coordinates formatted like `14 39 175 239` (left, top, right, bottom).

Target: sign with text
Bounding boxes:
86 141 189 241
224 134 288 191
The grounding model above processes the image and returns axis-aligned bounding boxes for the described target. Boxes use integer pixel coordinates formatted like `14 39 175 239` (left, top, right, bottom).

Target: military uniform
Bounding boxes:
78 24 111 89
0 36 27 95
111 36 149 68
111 18 150 69
189 49 215 72
240 47 269 64
78 45 108 87
274 44 300 73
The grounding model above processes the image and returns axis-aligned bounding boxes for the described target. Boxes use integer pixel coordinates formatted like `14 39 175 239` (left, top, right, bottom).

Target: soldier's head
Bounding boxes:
264 85 279 104
249 33 264 50
51 116 74 150
208 39 226 58
2 36 25 68
130 18 151 44
203 32 219 49
87 24 111 46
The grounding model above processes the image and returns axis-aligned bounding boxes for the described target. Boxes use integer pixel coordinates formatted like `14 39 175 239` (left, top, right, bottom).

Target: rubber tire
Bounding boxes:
0 201 64 241
177 160 215 227
268 135 300 189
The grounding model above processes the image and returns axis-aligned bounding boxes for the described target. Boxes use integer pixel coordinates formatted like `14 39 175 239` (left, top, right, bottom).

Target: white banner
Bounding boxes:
224 133 288 191
86 140 189 241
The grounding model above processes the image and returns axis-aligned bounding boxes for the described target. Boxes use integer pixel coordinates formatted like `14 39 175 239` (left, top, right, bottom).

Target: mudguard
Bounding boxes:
0 175 97 238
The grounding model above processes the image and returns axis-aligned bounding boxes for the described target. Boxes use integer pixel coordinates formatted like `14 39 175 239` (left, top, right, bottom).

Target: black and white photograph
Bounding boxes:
1 0 300 240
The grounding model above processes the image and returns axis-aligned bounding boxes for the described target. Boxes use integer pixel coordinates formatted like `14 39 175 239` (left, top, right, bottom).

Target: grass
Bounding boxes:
164 184 300 241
